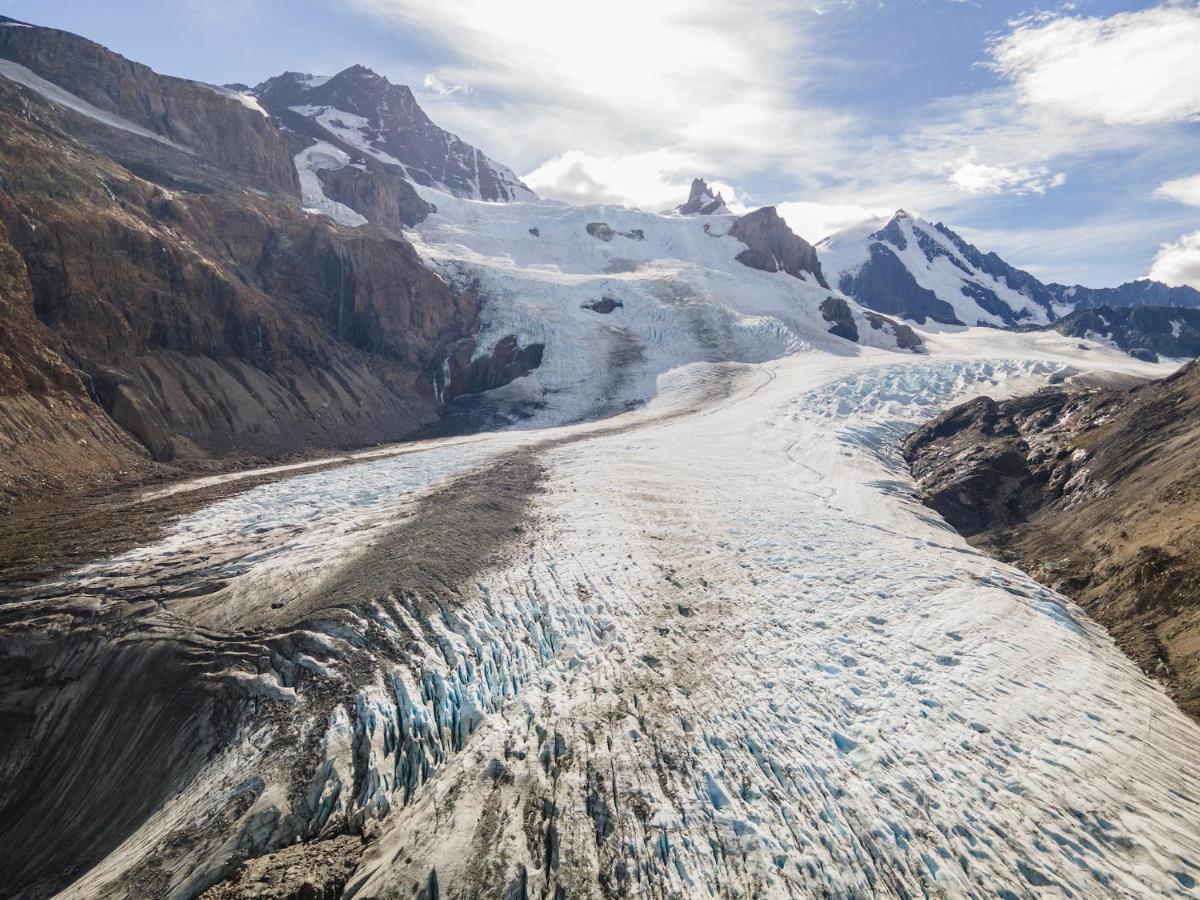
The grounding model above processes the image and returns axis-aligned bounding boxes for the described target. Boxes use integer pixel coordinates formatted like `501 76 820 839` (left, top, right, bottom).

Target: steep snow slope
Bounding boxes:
406 190 914 426
819 211 1068 327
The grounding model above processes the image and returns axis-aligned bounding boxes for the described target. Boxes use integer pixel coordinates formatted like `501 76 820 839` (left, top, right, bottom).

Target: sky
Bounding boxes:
2 0 1199 288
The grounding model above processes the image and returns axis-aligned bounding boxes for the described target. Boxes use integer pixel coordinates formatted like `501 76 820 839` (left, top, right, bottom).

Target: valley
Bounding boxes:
2 11 1200 899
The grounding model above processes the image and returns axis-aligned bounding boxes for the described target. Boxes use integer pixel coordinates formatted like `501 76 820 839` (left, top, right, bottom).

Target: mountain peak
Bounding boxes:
254 64 535 203
676 177 730 216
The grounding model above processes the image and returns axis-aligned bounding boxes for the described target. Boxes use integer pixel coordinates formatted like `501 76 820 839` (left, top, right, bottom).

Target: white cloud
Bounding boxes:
776 201 888 243
1149 230 1200 288
523 149 746 213
351 0 848 179
421 72 469 96
1154 173 1200 206
948 159 1066 195
990 4 1200 126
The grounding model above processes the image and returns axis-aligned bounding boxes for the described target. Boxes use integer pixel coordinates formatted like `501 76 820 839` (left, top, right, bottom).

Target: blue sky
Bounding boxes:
3 0 1199 288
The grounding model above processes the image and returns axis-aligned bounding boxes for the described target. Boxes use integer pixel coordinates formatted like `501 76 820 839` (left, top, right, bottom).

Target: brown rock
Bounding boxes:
728 207 829 288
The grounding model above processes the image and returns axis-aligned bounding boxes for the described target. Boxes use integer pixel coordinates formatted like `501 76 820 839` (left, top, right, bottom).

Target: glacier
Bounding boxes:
4 188 1200 899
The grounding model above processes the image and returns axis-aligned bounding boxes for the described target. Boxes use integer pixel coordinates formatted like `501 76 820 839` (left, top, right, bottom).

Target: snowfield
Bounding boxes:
19 190 1200 898
407 190 916 428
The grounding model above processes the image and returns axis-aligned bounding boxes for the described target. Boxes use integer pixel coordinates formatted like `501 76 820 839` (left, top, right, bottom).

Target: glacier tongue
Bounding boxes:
5 188 1200 899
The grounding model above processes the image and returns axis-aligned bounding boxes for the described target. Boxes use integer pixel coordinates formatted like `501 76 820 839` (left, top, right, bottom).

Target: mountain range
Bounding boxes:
817 209 1200 328
1 11 1194 503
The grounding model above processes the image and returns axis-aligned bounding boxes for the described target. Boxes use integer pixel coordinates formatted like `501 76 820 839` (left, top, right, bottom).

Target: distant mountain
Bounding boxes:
1047 305 1200 362
674 178 730 215
254 66 536 204
818 210 1200 333
1047 279 1200 311
817 210 1063 327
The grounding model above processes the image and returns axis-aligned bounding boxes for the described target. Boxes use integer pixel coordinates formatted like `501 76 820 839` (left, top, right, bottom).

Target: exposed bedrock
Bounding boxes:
1044 304 1200 362
728 206 829 288
0 19 299 197
838 243 959 325
902 359 1200 716
819 295 859 343
0 75 476 498
442 334 545 402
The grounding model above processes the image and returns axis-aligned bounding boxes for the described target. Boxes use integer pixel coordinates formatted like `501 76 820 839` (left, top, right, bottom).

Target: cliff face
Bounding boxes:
0 49 476 500
728 206 829 288
0 17 299 198
902 361 1200 717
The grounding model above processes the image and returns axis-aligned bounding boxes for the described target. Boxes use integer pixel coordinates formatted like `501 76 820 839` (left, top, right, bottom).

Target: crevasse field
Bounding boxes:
40 187 1200 898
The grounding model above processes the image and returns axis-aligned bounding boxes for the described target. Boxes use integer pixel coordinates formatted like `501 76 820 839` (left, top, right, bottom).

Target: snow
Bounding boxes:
287 101 536 203
818 212 1054 327
204 83 268 117
289 103 404 166
0 59 188 151
405 190 917 426
293 140 368 227
1172 319 1184 338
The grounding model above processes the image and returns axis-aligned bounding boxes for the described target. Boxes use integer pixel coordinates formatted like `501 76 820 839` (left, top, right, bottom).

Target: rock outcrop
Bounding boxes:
819 296 858 342
864 311 923 352
583 296 623 314
444 335 545 400
585 222 643 242
728 206 829 288
902 360 1200 717
675 178 730 216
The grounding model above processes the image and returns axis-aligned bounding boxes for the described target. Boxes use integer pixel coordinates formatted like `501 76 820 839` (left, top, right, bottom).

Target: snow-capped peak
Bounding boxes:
253 65 537 204
817 209 1061 328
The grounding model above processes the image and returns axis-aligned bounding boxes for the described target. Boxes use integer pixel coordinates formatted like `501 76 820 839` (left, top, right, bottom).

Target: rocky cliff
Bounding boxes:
0 22 488 502
902 361 1200 717
0 16 298 198
1048 279 1200 311
729 206 829 288
675 177 730 215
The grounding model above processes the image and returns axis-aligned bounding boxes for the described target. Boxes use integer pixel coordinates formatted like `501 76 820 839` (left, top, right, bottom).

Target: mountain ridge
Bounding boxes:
816 208 1199 330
